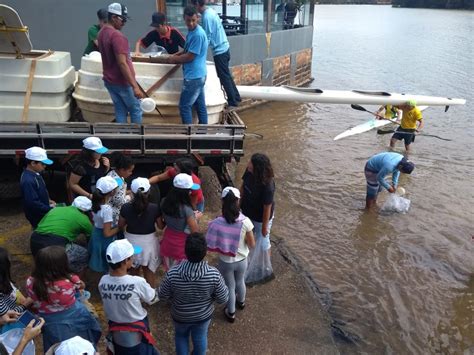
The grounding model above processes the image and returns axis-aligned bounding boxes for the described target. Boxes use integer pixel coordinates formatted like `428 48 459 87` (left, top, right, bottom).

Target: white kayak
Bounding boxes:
333 106 428 141
237 85 466 107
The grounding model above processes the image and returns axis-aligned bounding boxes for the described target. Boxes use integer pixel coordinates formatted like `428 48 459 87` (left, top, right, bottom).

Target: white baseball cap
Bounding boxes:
108 3 130 18
106 239 142 264
72 196 92 212
96 176 123 194
25 146 53 165
131 177 151 194
82 137 108 154
173 173 200 190
54 336 96 355
222 186 240 199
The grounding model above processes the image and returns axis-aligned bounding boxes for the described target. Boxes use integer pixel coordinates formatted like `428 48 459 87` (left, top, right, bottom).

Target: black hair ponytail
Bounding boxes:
132 189 149 215
222 191 240 224
91 189 106 213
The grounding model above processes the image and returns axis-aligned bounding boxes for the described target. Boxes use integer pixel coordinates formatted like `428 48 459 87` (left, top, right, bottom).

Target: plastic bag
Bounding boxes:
245 235 273 285
381 194 411 213
0 328 35 354
144 44 168 57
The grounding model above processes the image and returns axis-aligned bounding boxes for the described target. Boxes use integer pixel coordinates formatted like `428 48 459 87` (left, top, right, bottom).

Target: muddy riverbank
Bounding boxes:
0 168 339 354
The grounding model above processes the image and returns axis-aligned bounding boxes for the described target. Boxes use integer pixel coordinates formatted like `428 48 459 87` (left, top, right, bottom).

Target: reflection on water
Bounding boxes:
237 5 473 353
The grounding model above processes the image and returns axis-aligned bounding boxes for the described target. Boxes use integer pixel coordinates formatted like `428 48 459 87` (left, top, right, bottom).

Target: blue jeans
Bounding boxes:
214 50 241 106
104 81 142 124
179 77 208 124
173 318 211 355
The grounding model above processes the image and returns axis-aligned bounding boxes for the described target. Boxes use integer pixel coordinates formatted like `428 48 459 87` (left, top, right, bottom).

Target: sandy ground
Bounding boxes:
0 169 340 354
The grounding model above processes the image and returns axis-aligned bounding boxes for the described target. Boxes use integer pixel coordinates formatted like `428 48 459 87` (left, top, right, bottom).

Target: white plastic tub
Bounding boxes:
0 50 75 123
73 53 226 124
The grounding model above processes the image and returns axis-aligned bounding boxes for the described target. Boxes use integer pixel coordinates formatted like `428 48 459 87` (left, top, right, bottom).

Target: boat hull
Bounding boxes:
237 85 466 106
334 106 429 141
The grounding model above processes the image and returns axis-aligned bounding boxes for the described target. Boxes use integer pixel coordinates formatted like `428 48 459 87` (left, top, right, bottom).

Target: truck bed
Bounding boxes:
0 114 245 160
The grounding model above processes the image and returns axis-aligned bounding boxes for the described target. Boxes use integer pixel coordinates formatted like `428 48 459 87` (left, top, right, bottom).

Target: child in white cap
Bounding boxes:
88 176 123 273
119 178 164 287
206 186 255 322
20 146 55 228
68 137 110 200
99 239 159 354
106 152 135 226
160 173 201 271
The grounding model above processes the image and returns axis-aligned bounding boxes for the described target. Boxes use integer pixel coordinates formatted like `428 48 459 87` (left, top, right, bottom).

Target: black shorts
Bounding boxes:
392 127 416 145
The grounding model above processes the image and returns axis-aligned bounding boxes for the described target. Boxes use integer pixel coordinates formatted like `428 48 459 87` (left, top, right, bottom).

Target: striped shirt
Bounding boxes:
158 260 228 323
0 283 26 316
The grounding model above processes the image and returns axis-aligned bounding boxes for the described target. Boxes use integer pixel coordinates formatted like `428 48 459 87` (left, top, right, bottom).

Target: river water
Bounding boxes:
238 5 473 354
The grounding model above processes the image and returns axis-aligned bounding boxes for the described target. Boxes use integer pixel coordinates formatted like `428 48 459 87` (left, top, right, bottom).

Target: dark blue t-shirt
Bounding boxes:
20 169 51 228
240 170 275 223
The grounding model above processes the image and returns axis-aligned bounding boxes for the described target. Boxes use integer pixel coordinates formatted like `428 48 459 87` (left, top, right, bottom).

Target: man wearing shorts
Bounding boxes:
390 100 424 153
364 152 415 209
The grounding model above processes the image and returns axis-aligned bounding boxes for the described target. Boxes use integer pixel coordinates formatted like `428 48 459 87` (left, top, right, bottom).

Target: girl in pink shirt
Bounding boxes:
26 246 101 352
26 246 84 314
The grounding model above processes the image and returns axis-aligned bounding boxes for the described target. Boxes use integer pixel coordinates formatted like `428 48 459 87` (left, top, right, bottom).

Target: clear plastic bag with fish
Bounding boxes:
381 193 411 213
144 44 168 57
244 235 274 285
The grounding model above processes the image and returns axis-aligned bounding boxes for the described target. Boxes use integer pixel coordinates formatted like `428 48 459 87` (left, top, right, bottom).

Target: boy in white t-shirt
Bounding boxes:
99 239 159 354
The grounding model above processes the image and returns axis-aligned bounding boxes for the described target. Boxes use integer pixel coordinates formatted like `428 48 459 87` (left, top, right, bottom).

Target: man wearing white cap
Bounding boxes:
98 2 144 123
20 146 55 228
99 239 159 354
30 196 93 273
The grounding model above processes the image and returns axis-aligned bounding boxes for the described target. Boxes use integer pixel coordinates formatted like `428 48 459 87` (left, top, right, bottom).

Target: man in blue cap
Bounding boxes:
364 152 415 209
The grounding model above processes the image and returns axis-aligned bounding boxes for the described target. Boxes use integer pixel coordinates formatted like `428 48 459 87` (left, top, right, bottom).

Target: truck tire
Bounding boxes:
0 180 21 200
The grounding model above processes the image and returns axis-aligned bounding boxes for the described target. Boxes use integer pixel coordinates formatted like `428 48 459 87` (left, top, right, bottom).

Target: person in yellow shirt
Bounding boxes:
376 104 401 120
390 100 424 153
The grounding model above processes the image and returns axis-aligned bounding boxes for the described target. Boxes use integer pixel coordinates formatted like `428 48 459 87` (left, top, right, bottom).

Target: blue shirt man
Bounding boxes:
192 0 241 108
168 6 208 124
183 25 208 80
364 152 415 209
20 147 54 228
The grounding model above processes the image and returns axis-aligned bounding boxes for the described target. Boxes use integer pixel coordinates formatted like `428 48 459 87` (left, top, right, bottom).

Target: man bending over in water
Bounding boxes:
364 152 415 209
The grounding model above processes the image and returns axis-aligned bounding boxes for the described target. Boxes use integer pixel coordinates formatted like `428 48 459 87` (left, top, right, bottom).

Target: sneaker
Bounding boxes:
224 307 235 323
236 301 245 310
227 105 239 112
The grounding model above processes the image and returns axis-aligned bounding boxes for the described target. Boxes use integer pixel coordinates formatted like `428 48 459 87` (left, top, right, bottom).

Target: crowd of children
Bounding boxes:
0 137 276 354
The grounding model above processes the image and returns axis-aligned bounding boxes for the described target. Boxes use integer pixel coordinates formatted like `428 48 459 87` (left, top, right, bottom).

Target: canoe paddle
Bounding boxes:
376 129 452 141
350 104 451 141
351 104 394 121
